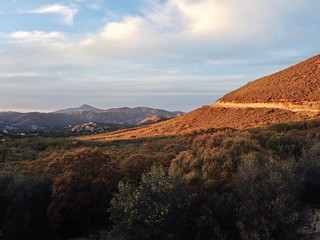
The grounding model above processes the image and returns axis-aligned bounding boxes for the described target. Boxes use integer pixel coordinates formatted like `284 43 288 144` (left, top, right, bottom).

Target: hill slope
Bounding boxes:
218 54 320 108
78 106 313 141
78 54 320 142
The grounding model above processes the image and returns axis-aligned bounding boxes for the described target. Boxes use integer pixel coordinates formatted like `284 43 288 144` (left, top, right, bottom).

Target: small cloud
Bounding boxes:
171 0 230 34
205 58 249 65
100 16 143 40
21 4 78 25
8 31 66 42
87 3 101 11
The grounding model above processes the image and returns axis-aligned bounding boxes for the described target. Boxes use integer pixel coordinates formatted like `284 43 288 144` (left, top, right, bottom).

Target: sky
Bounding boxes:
0 0 320 112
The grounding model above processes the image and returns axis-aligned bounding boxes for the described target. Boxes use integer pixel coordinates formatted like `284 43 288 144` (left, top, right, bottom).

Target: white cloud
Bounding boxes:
8 31 66 42
100 16 144 40
168 0 229 34
22 4 78 25
5 0 320 64
76 0 309 56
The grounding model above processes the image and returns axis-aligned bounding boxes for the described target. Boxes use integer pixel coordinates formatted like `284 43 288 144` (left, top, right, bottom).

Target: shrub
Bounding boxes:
234 155 302 239
0 173 53 240
266 134 303 158
299 143 320 205
108 166 194 240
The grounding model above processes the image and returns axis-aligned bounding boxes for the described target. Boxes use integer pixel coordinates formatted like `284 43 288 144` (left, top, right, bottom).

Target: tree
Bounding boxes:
46 147 119 237
0 173 53 240
234 154 302 239
299 143 320 204
108 166 194 240
266 134 303 159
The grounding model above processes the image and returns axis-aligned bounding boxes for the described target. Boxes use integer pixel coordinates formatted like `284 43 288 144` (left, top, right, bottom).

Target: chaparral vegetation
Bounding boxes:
0 119 320 240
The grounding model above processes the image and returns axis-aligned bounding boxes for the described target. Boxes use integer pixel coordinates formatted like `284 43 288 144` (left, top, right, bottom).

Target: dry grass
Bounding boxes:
77 107 318 142
220 54 320 103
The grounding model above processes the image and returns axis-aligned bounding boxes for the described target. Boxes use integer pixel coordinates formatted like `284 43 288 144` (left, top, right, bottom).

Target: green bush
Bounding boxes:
234 155 302 239
266 134 303 158
299 143 320 205
0 173 53 240
108 166 194 240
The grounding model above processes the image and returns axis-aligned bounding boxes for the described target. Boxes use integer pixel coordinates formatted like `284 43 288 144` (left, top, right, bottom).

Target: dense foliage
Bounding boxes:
109 166 194 240
0 120 320 239
46 148 119 237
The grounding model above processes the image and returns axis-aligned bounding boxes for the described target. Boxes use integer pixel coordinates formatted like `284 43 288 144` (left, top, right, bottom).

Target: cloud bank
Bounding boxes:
1 0 320 112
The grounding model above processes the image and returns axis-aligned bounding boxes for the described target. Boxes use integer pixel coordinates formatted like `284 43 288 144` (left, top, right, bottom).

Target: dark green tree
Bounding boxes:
299 143 320 205
108 166 194 240
234 154 302 239
0 173 53 240
266 134 303 158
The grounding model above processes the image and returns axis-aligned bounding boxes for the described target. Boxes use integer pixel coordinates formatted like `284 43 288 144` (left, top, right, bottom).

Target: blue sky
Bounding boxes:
0 0 320 112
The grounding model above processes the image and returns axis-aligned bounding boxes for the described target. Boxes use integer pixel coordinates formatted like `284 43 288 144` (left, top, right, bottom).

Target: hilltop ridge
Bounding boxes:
54 104 102 114
218 54 320 107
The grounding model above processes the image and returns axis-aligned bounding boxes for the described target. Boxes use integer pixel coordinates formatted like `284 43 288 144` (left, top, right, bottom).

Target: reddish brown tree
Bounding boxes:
46 147 119 236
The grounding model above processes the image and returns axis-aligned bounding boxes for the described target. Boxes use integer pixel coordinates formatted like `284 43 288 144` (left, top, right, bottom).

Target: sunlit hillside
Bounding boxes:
79 55 320 142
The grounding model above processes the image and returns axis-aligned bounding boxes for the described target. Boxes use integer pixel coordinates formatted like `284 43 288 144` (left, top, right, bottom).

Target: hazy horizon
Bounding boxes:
1 0 320 112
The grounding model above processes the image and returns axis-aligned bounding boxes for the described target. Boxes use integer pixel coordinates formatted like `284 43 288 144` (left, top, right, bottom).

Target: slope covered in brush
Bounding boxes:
219 54 320 103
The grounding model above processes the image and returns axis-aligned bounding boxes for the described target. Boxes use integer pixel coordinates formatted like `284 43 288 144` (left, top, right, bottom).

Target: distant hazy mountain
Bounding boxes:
0 105 183 128
54 104 102 114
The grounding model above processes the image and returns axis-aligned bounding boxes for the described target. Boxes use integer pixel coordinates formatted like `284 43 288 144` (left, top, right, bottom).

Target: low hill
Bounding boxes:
78 54 320 142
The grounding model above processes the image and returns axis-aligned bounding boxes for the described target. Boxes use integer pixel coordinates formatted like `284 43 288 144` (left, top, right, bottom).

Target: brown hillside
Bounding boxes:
219 54 320 103
77 106 316 141
78 54 320 142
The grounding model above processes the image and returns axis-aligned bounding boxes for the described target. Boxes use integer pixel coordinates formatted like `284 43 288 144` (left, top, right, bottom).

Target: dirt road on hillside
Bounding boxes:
214 101 320 114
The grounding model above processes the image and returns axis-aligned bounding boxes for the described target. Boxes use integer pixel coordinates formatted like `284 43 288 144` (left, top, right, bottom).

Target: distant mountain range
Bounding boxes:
0 105 183 129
